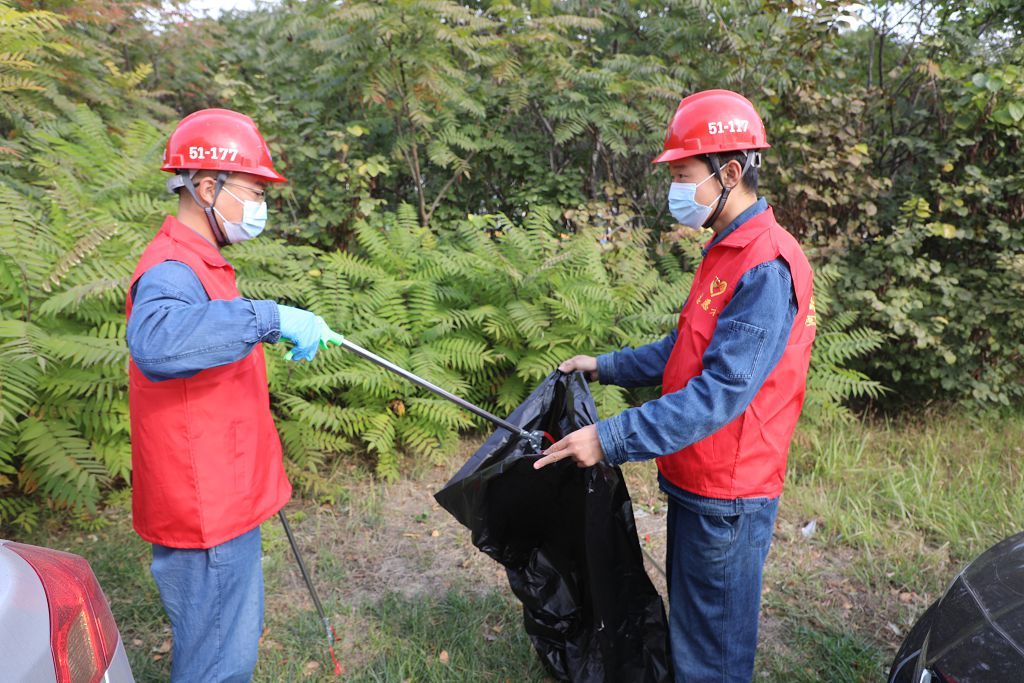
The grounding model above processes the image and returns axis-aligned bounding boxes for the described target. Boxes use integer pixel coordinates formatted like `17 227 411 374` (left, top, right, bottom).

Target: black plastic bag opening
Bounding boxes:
434 371 671 682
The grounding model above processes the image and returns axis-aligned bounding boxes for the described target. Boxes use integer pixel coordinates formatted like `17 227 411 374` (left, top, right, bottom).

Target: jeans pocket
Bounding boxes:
747 501 779 549
697 512 741 551
208 540 226 567
208 527 259 568
706 513 740 529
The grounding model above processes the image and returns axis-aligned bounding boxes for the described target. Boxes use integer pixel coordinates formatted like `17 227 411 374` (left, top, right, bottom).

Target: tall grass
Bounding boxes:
786 408 1024 588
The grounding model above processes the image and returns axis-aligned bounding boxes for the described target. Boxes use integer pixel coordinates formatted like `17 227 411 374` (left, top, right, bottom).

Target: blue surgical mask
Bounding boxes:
214 186 268 243
667 174 721 228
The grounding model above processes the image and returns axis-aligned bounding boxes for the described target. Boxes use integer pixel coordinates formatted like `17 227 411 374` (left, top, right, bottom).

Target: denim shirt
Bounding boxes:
594 198 797 503
126 260 281 382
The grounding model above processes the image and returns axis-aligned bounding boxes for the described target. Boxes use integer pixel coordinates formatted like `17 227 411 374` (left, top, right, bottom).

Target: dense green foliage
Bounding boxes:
263 208 693 482
210 0 1022 405
0 1 177 528
1 0 1019 527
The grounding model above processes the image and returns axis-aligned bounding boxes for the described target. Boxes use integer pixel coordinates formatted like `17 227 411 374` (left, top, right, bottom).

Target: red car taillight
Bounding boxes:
7 542 119 683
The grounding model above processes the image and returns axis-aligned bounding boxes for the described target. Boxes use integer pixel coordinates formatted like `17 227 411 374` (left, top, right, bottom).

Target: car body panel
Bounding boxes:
104 638 134 682
0 542 57 682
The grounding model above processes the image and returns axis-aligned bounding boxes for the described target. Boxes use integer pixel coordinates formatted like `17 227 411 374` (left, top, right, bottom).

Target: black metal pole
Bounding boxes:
338 338 529 438
278 508 341 676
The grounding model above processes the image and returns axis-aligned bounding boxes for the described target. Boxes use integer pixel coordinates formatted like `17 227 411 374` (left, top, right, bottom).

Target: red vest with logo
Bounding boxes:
126 216 291 549
658 207 816 499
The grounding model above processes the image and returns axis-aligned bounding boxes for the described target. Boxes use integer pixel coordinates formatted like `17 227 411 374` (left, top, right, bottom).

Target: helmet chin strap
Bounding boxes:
702 151 757 229
178 170 230 246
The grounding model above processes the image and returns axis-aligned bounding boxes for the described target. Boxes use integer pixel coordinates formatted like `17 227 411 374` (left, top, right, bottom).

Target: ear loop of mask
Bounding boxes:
178 170 229 246
212 186 241 227
703 151 758 228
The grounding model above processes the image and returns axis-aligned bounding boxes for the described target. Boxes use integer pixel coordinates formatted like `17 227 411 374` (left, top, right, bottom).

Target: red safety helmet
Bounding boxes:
652 89 770 165
161 108 287 182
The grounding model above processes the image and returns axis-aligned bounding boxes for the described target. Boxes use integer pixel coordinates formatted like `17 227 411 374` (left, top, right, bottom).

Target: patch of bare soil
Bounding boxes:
272 450 670 612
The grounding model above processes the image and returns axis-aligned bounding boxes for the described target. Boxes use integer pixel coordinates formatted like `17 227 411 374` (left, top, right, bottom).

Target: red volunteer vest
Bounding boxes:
658 206 816 499
126 216 291 549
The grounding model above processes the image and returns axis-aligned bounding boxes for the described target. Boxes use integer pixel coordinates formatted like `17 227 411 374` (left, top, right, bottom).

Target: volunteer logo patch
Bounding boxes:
697 276 728 316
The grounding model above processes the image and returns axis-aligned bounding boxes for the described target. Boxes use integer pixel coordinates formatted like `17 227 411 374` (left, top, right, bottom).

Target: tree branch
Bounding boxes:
425 151 478 227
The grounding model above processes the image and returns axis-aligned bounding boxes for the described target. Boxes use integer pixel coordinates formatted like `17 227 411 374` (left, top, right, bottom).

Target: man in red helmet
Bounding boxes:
125 109 343 681
537 90 816 681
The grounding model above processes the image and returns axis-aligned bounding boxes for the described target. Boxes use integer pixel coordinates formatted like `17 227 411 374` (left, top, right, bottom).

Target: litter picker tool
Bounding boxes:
278 510 342 677
332 336 551 453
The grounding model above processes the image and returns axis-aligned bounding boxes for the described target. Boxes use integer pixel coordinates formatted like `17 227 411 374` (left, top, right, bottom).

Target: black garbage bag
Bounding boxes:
888 530 1024 682
434 371 671 682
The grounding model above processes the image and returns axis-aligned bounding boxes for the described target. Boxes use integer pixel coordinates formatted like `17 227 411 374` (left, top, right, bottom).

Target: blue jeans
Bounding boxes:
151 526 265 683
665 490 779 683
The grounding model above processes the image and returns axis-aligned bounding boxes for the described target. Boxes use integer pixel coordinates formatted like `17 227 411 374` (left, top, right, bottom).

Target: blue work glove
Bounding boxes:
276 304 344 362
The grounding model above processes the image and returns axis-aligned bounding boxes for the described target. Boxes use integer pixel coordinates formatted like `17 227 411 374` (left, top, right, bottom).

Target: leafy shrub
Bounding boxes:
0 107 170 530
803 265 887 424
819 61 1024 405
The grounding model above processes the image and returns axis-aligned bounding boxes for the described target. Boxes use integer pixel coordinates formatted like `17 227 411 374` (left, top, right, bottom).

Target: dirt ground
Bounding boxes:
269 449 669 608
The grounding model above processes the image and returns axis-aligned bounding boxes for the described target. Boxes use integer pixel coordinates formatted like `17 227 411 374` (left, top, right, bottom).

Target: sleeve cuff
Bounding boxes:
597 417 628 467
596 352 617 385
251 299 282 343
